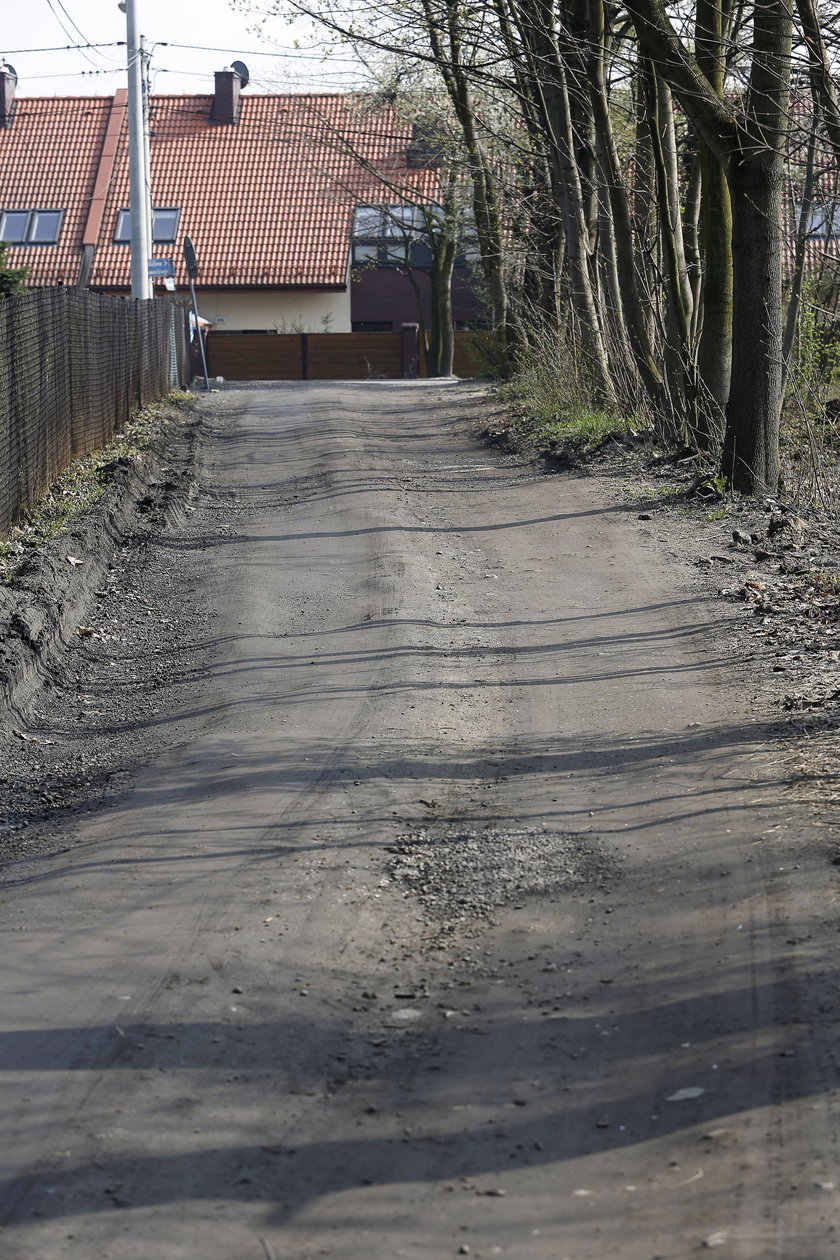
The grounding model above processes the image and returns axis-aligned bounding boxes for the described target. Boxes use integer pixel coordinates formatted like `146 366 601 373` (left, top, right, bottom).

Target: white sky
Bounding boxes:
2 0 363 97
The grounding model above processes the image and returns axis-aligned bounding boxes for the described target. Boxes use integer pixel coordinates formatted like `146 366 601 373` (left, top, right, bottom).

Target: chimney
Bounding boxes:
0 62 17 129
212 67 242 126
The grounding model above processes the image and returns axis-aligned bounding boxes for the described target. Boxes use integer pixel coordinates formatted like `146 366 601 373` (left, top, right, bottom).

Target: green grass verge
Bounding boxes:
497 340 634 453
512 406 623 451
497 380 628 452
0 391 194 578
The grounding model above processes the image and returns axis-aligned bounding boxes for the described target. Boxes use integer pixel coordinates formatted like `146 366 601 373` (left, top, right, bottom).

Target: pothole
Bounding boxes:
387 825 613 923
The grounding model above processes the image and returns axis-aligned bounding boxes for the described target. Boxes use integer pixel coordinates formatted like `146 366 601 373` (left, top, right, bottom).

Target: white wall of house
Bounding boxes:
192 288 351 332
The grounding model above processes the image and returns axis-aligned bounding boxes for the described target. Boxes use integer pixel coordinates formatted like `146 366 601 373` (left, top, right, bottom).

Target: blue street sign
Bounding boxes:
148 258 174 277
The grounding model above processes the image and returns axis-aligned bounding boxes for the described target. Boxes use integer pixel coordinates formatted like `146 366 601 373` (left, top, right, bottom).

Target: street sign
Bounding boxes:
148 257 174 277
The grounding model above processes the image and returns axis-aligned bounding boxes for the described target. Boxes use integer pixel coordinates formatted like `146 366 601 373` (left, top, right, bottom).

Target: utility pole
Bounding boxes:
124 0 151 299
141 33 153 282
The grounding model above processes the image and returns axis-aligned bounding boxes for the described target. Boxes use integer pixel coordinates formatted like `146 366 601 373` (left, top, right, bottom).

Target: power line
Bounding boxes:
43 0 110 71
51 0 108 55
50 0 126 67
12 68 118 81
157 40 359 62
2 42 124 55
2 40 352 63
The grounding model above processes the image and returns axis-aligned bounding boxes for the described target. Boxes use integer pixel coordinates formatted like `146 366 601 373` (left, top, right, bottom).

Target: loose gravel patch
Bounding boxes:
388 824 613 923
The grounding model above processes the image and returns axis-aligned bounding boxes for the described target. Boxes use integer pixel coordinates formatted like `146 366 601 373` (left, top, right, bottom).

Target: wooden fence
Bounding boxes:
206 329 486 382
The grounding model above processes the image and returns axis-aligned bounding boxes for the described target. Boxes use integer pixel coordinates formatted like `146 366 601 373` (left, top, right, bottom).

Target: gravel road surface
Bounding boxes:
0 380 838 1259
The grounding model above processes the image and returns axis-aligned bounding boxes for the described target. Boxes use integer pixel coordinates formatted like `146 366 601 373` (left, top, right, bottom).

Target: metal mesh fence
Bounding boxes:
0 288 190 534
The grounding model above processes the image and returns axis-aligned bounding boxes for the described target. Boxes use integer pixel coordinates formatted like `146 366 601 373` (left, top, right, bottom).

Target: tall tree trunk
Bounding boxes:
496 0 614 397
632 61 658 348
723 0 792 494
420 0 522 371
589 0 672 428
694 0 732 446
597 183 638 396
428 249 455 376
647 69 695 435
544 53 615 401
522 181 564 330
781 111 819 380
423 180 458 377
625 0 791 492
795 0 840 162
682 152 702 338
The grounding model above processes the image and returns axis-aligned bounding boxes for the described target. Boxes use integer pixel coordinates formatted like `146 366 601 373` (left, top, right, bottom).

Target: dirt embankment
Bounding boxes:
0 399 205 862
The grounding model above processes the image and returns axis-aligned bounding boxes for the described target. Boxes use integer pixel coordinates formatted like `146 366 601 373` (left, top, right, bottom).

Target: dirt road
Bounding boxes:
1 381 838 1259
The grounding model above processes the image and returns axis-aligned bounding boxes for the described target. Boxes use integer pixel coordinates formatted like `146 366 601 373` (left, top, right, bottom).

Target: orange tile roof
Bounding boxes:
0 91 437 291
0 96 117 285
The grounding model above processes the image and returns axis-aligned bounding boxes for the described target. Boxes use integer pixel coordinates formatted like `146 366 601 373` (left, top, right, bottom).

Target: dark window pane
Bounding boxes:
152 207 179 242
352 243 379 264
114 208 131 243
115 207 180 244
1 210 29 243
29 210 62 243
353 205 381 236
410 240 433 267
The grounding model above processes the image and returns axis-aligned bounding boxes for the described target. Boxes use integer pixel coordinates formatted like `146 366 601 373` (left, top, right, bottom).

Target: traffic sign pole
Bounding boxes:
183 236 210 391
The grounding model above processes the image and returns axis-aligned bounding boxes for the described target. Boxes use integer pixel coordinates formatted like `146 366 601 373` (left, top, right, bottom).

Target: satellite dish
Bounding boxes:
231 61 250 89
0 62 17 80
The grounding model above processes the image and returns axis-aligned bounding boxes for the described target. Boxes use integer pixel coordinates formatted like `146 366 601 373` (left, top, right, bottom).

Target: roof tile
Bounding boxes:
0 92 437 290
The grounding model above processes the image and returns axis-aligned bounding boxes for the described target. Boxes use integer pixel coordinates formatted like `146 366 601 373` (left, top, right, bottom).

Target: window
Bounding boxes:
352 205 384 237
0 208 63 245
352 242 380 265
804 203 840 239
352 203 430 239
352 320 393 332
352 241 413 267
351 202 444 268
114 206 181 244
1 210 29 243
152 207 180 242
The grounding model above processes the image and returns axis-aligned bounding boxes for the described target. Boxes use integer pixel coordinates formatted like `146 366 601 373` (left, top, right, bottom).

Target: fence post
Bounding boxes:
401 323 419 379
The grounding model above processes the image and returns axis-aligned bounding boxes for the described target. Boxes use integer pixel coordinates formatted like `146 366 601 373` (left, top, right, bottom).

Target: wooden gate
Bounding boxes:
207 332 402 381
205 329 486 381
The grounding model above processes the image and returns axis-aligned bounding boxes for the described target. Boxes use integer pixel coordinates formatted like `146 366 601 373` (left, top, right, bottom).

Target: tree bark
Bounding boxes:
722 0 792 494
795 0 840 163
589 1 672 426
420 0 522 370
694 0 732 443
495 0 614 397
626 0 791 492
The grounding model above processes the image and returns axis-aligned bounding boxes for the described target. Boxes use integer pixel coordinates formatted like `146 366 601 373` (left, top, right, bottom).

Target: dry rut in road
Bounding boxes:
0 380 838 1259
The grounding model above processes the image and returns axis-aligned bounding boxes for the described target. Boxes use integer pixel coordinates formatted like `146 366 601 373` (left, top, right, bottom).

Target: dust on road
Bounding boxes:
0 381 837 1259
